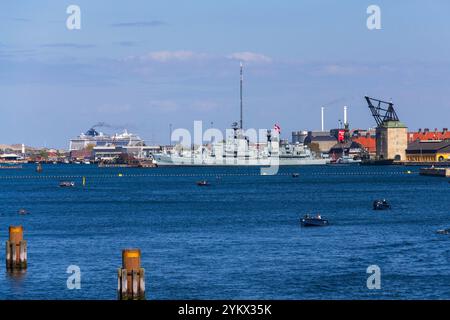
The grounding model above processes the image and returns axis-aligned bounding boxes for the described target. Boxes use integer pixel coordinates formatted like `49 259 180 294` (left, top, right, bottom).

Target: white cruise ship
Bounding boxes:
69 128 145 151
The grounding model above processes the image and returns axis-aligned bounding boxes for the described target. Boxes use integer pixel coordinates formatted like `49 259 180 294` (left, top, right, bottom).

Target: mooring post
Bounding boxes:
117 249 145 300
6 226 27 271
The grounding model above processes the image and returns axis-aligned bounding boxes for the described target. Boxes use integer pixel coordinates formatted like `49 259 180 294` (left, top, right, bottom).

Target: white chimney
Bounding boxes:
22 143 25 155
344 106 348 126
321 107 325 132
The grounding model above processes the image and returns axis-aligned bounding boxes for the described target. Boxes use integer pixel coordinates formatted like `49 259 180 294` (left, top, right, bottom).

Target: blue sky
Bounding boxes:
1 0 450 148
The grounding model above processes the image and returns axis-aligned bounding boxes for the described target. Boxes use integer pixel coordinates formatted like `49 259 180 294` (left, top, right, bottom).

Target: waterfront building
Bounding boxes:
291 131 308 144
376 121 408 161
408 128 450 142
304 134 338 154
364 96 408 161
328 141 368 160
406 140 450 162
352 130 376 158
353 136 376 158
92 145 162 161
296 128 376 157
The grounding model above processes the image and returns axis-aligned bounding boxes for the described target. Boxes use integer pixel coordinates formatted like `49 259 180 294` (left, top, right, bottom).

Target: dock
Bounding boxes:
419 167 450 177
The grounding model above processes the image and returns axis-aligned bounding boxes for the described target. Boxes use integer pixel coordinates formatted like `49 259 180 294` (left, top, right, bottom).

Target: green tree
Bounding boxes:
39 149 49 159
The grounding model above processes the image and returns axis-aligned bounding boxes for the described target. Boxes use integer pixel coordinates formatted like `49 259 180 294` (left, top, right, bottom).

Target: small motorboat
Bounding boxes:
196 180 210 186
18 208 29 215
59 181 75 187
300 214 329 227
373 199 391 210
292 173 300 178
436 229 450 235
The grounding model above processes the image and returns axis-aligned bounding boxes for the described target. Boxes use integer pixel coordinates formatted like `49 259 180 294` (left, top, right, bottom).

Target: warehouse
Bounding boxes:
405 140 450 162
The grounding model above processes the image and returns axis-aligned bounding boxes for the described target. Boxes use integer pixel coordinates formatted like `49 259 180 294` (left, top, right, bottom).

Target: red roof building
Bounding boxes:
408 128 450 142
353 136 376 154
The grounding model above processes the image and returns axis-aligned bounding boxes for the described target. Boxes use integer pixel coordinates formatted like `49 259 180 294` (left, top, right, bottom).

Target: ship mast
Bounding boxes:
240 62 243 130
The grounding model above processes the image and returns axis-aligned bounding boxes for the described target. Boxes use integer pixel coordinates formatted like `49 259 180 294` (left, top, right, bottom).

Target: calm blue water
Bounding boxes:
0 164 449 300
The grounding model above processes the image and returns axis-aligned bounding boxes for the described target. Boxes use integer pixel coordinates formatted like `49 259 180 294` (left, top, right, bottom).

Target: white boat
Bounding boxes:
335 155 362 164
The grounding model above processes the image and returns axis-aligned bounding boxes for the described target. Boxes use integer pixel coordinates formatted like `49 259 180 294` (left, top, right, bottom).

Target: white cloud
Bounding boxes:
227 52 272 63
191 100 220 111
123 50 272 64
96 104 132 114
314 64 370 76
126 50 207 63
147 99 220 113
148 100 179 111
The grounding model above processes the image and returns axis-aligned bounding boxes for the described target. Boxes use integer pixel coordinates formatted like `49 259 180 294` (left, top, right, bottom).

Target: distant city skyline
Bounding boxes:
2 0 450 148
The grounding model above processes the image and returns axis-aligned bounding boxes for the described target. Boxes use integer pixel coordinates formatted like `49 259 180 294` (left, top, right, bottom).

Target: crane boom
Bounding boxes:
365 96 400 126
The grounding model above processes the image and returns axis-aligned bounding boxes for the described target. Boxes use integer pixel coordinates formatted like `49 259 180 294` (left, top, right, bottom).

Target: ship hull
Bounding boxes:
153 154 328 166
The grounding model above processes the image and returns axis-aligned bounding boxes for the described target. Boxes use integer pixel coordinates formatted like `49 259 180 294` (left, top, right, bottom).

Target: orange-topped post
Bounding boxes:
6 225 27 271
123 249 141 270
118 249 145 300
9 226 23 243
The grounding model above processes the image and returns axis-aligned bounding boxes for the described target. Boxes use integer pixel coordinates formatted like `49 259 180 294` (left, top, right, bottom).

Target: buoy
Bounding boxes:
6 226 27 271
406 170 411 174
117 249 145 300
118 173 123 177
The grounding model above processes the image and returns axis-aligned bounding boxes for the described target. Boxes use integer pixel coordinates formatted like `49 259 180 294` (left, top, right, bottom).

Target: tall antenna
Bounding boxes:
240 62 243 130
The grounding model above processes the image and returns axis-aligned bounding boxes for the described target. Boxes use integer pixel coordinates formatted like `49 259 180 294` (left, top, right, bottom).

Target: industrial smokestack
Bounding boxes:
344 106 348 126
321 107 325 132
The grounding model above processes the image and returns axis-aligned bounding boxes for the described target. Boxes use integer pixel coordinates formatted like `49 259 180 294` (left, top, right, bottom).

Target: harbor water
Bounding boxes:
0 164 449 299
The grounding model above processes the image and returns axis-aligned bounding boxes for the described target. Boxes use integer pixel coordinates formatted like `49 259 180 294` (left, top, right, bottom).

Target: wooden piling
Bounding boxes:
117 249 145 300
6 226 27 271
